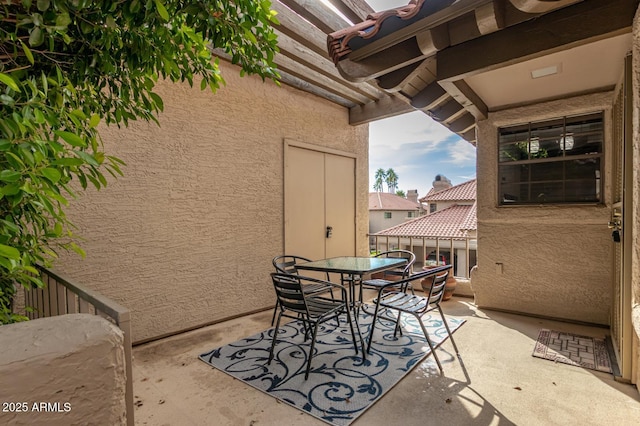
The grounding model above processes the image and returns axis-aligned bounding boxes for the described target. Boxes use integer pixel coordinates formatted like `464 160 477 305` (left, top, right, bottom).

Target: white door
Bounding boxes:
284 142 355 260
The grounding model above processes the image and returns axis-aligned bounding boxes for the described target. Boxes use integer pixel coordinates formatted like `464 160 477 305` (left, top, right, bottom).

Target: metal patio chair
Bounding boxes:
268 272 362 379
271 255 334 325
366 266 460 374
359 250 416 305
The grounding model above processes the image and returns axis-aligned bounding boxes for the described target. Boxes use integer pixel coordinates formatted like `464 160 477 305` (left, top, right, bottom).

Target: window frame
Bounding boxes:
384 211 392 219
497 112 604 206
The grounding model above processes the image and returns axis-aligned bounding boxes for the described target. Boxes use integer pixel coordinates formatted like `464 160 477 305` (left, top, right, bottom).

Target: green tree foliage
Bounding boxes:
0 0 279 323
385 168 398 193
395 189 405 198
373 168 385 192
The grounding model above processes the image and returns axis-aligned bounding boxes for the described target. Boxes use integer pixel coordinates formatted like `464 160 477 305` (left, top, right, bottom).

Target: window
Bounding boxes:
384 212 392 219
429 203 437 213
498 112 603 205
407 211 414 218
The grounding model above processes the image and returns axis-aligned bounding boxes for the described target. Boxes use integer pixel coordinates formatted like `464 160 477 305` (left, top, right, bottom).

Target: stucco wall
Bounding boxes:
54 60 369 343
369 210 415 234
473 93 613 324
0 314 126 425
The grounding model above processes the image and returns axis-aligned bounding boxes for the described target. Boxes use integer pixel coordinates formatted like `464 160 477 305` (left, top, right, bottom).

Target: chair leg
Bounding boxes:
393 312 403 338
268 313 283 364
366 297 384 354
416 314 444 374
305 322 320 380
270 299 279 326
438 305 459 355
344 307 364 359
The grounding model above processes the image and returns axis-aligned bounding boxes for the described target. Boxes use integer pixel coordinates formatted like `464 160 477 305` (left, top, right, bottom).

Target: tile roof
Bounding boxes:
374 203 476 239
327 0 430 64
369 192 421 211
459 201 477 231
420 179 476 202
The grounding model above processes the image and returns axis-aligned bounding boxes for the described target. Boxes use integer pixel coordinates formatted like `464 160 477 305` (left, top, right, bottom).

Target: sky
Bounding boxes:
368 112 476 197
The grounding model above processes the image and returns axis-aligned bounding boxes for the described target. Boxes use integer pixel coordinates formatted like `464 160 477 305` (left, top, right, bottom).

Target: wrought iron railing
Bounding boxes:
369 234 477 279
24 266 134 426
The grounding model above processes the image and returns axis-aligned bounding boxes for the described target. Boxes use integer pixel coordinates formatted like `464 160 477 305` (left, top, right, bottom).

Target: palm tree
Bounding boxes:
386 168 398 193
373 168 386 192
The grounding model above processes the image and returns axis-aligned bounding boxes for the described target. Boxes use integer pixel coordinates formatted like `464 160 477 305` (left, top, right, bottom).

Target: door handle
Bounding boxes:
326 226 333 238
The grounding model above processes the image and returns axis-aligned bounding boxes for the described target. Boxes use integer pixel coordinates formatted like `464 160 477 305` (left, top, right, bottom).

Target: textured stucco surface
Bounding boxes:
632 8 640 387
0 314 126 425
54 61 369 343
473 93 614 324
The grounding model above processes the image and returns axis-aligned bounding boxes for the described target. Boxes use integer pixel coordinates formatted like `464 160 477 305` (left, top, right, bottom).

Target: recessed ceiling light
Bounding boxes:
531 64 562 79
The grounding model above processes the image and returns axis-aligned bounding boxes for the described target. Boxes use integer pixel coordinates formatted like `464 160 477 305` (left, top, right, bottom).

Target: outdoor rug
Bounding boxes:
199 310 465 426
532 329 613 374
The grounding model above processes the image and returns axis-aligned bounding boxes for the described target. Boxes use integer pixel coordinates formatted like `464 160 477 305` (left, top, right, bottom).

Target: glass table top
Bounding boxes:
296 256 407 275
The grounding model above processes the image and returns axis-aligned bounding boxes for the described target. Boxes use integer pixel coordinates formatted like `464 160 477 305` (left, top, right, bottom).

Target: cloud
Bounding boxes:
369 112 476 195
445 137 477 166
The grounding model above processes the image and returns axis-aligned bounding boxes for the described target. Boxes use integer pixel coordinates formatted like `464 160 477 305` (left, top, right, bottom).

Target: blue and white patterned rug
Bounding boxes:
199 310 465 426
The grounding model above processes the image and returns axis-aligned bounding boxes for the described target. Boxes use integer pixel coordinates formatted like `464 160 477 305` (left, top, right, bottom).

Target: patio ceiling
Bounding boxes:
220 0 637 146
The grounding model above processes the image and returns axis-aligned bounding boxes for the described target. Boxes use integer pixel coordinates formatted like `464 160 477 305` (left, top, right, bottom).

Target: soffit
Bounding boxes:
325 0 639 144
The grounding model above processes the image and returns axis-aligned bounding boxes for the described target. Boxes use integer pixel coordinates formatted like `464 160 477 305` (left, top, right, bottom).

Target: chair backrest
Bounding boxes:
422 269 450 305
374 250 416 279
272 255 330 280
272 255 312 275
271 273 308 315
383 265 452 302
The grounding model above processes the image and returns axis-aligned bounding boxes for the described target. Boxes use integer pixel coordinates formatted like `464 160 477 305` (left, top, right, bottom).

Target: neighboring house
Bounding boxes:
328 0 640 386
420 177 477 214
368 191 423 236
373 179 477 277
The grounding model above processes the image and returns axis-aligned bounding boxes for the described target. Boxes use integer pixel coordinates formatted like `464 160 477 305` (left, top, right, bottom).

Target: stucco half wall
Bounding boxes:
473 92 614 325
0 314 126 425
54 60 369 343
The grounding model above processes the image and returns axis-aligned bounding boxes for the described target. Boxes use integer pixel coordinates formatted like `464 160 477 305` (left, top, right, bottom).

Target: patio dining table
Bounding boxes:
295 256 408 308
295 256 409 358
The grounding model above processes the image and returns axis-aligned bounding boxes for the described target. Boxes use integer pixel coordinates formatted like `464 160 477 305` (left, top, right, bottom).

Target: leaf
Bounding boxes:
89 114 100 128
20 41 35 65
0 244 20 260
29 27 44 47
154 0 169 21
51 157 84 167
70 242 86 258
73 150 99 167
41 167 62 183
36 0 50 12
149 92 164 111
0 170 22 183
0 73 21 92
54 130 87 147
55 12 72 28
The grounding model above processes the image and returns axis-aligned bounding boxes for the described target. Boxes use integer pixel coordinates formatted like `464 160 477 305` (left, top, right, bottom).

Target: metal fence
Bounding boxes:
23 266 134 426
369 234 477 278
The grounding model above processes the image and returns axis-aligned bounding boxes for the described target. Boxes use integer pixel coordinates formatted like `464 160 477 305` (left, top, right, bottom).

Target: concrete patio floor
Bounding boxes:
132 296 640 425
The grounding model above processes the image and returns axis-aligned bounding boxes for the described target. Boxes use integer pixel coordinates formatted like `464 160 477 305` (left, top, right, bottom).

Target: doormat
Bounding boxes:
532 329 613 374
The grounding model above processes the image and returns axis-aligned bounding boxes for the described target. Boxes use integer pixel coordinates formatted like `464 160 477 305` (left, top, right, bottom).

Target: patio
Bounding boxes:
132 295 640 425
